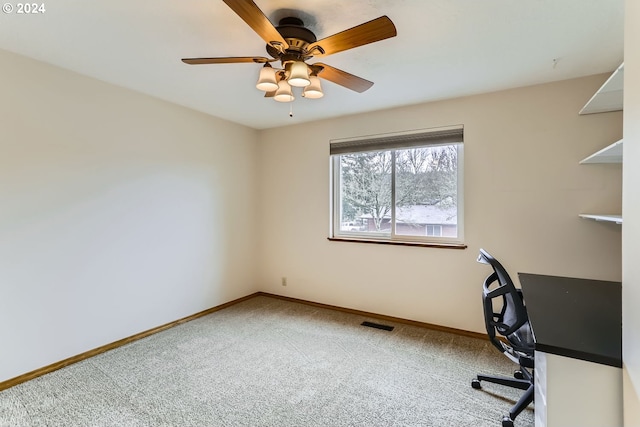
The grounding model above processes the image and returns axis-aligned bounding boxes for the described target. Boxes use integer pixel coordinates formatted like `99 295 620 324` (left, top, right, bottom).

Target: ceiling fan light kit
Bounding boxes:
255 63 279 92
274 79 295 102
302 75 324 99
182 0 397 106
287 61 311 87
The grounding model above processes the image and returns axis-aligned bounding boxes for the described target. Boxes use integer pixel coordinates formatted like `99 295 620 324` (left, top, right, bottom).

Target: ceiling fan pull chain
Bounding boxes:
289 102 294 118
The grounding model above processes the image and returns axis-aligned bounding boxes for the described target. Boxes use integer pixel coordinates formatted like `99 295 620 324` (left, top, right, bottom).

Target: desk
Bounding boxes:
518 273 622 427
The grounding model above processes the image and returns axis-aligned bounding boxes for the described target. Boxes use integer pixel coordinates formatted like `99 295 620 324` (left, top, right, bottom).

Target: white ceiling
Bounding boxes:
0 0 624 130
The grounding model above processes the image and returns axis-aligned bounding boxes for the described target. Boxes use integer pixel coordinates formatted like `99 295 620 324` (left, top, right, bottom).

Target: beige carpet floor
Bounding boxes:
0 295 534 426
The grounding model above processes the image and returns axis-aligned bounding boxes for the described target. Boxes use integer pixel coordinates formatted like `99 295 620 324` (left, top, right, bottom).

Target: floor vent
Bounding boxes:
361 321 394 331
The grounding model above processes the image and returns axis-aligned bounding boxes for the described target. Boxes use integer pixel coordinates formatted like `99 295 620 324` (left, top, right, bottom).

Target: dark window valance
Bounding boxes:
330 125 463 155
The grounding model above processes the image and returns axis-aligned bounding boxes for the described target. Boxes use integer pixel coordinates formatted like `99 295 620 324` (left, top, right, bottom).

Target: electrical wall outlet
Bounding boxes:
281 277 287 286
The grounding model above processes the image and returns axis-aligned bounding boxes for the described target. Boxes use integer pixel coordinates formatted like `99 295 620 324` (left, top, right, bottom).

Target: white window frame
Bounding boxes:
329 126 464 246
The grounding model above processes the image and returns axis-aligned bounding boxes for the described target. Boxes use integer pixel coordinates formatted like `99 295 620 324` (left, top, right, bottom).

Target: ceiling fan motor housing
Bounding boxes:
266 17 318 63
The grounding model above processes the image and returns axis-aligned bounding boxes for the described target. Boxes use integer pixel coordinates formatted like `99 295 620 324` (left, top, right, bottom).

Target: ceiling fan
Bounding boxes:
182 0 397 102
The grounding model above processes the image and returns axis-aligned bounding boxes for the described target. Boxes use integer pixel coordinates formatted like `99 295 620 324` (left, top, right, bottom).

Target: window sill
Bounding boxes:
327 237 467 249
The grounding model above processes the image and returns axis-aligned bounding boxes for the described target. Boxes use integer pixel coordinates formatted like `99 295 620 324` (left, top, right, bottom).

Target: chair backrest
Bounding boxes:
477 248 534 361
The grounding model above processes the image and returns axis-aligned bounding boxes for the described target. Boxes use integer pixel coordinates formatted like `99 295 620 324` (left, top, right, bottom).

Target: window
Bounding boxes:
426 225 442 237
330 126 464 245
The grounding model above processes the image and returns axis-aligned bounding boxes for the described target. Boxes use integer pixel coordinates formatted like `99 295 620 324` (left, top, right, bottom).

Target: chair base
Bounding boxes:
472 371 534 426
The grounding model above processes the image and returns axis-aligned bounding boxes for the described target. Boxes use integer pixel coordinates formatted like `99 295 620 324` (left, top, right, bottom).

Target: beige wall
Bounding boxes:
623 0 640 422
1 41 630 409
0 49 260 382
258 75 622 333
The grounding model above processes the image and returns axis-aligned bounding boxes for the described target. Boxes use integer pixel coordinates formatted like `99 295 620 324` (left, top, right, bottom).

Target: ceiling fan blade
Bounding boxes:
182 57 271 65
222 0 289 50
313 63 374 93
307 16 396 57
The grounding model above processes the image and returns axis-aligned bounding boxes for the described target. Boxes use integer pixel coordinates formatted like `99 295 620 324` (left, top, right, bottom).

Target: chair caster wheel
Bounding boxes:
501 416 514 427
471 379 482 389
514 370 524 379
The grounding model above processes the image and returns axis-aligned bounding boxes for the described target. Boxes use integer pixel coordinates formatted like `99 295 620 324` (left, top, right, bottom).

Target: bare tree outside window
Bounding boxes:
395 146 458 237
340 151 391 232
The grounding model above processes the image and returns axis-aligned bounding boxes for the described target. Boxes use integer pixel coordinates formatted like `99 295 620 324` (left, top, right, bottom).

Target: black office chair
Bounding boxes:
471 249 535 427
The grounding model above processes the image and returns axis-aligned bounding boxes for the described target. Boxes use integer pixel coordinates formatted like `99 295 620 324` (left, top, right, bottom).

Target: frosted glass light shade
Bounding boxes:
256 66 278 92
274 80 294 102
288 61 311 87
303 75 324 98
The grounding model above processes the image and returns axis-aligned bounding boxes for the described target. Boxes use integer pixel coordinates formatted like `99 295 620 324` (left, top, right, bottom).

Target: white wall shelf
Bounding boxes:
579 214 622 224
578 63 624 228
580 139 623 164
579 63 624 115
